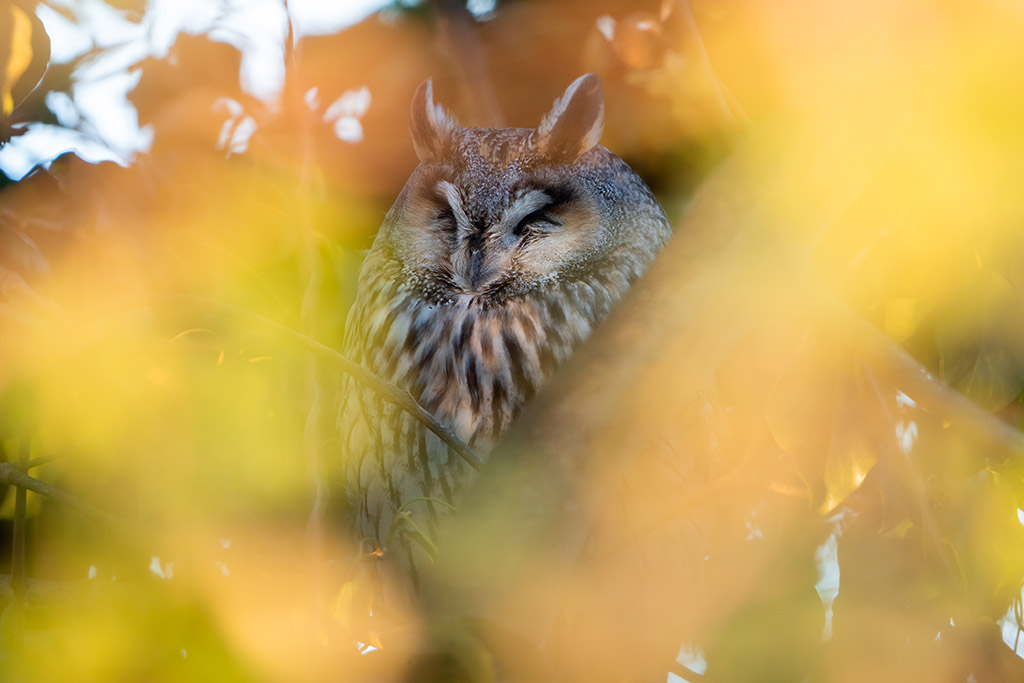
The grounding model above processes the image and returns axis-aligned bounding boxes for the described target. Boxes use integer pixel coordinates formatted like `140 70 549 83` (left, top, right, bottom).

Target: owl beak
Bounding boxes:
452 234 507 294
468 242 496 291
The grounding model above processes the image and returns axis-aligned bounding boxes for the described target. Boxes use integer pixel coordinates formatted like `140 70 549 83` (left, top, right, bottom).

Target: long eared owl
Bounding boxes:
340 74 671 587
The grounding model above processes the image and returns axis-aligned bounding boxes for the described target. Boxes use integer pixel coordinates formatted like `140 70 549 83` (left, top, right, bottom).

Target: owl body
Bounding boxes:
340 75 671 587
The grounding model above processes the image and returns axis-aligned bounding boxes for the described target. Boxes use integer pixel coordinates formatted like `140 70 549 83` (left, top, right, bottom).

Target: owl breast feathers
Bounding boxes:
339 73 671 586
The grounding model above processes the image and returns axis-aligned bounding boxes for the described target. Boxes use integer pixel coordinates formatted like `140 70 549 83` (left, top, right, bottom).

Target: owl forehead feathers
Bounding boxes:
434 127 535 225
435 166 563 228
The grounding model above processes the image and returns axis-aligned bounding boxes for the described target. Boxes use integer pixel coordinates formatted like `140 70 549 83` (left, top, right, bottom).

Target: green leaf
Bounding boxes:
936 270 1024 411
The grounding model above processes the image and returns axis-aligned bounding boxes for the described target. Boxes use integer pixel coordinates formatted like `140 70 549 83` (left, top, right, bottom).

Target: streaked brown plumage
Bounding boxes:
339 74 671 591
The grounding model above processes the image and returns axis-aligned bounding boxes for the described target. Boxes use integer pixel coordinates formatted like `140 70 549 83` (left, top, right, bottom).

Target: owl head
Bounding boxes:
377 74 662 307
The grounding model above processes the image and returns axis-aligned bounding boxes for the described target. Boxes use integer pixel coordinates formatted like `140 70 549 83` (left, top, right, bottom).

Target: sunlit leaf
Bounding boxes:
880 517 914 540
959 469 1024 610
0 3 49 118
821 443 877 514
883 296 921 343
766 326 891 511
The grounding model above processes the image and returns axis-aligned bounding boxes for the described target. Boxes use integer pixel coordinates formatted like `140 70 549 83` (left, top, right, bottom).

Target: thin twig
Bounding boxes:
159 294 483 470
27 452 66 469
9 415 30 646
0 573 94 602
0 462 129 525
828 295 1024 462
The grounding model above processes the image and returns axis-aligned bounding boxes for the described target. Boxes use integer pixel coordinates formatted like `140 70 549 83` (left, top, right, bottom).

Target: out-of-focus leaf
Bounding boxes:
705 581 824 682
936 270 1024 412
821 442 878 513
597 11 665 71
0 2 50 119
129 34 247 151
765 326 894 512
880 517 914 540
958 469 1024 613
884 296 922 343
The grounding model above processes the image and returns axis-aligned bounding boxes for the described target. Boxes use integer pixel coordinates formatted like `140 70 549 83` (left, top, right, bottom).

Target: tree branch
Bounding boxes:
0 462 127 525
0 573 94 602
158 294 483 470
849 301 1024 461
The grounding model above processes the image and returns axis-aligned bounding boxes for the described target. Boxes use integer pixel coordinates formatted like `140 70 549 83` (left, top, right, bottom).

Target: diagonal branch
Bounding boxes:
847 299 1024 461
0 462 127 525
159 294 483 470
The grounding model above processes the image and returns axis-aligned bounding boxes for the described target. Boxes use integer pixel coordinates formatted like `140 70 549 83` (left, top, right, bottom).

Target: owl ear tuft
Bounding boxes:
534 73 605 162
410 79 460 163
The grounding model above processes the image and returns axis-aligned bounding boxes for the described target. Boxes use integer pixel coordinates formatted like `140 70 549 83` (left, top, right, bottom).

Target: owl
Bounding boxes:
339 74 671 592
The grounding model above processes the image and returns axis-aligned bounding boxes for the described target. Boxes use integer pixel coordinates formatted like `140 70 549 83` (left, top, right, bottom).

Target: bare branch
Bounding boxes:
0 574 94 603
0 462 128 525
848 302 1024 461
27 453 66 469
158 294 483 470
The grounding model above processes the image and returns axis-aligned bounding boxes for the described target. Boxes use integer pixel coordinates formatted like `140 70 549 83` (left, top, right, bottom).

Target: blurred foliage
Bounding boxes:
0 1 48 127
0 0 1021 681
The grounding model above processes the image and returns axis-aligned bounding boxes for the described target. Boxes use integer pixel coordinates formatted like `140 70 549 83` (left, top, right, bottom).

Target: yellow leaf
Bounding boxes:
820 443 878 514
2 6 34 116
881 517 915 539
331 579 373 630
883 297 919 343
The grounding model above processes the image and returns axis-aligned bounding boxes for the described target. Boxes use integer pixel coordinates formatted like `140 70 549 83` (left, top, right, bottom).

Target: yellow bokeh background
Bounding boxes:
2 0 1024 680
